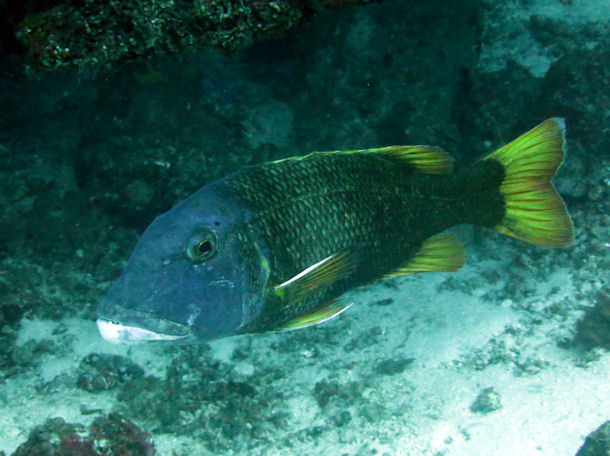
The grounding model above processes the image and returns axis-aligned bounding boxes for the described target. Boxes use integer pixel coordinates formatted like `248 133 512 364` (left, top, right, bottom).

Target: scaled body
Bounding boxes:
97 119 573 343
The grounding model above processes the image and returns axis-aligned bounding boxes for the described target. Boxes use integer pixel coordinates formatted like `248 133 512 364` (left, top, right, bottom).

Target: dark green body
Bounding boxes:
96 118 571 344
215 151 506 333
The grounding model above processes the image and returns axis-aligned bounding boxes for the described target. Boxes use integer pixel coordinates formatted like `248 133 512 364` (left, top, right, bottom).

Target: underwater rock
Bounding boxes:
360 402 387 424
575 421 610 456
11 339 38 366
0 297 20 374
51 322 69 335
114 344 288 452
542 46 610 161
11 414 156 456
470 387 502 414
573 290 610 351
0 302 23 327
11 417 95 456
314 379 342 408
344 326 385 351
12 338 56 367
0 332 17 377
40 372 76 395
330 410 352 427
313 378 362 409
77 353 144 393
89 413 156 456
554 147 589 200
16 0 375 73
125 179 155 210
371 298 393 306
242 101 294 149
375 357 414 376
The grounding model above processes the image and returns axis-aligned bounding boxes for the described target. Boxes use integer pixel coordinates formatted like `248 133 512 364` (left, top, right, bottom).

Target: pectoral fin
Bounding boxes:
273 250 355 304
277 300 352 331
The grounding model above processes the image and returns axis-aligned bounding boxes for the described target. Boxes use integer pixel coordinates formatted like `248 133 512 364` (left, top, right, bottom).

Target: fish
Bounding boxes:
96 118 573 343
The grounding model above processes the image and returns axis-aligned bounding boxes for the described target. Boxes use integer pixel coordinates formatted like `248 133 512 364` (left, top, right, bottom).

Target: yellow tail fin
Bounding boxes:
480 118 574 247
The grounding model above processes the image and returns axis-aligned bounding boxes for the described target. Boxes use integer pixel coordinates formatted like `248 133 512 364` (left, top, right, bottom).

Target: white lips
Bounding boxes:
96 319 190 343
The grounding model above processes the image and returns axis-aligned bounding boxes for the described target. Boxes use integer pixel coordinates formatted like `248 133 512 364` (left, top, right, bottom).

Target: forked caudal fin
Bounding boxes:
480 118 574 247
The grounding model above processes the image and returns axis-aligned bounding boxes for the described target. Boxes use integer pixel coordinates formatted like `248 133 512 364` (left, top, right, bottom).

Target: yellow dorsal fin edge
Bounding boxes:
366 145 454 174
271 144 454 175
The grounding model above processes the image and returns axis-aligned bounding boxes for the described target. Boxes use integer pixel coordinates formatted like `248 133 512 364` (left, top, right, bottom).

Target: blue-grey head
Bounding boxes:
97 183 269 343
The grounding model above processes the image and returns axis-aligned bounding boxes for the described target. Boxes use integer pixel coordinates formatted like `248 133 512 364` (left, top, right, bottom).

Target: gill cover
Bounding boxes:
97 183 269 343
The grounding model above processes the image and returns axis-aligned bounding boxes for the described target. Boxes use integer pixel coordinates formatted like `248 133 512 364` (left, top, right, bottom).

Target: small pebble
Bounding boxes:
470 387 502 414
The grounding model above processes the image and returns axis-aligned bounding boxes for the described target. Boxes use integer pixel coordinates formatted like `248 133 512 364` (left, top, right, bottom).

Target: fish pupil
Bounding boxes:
198 241 212 254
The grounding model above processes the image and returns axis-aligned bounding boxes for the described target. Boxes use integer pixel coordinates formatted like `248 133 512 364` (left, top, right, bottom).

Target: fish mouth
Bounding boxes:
96 309 193 343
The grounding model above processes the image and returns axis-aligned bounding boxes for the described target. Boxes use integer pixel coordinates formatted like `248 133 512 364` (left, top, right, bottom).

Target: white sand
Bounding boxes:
4 237 607 455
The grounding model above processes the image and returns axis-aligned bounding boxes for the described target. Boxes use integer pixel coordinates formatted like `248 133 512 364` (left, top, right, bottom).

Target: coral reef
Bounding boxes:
77 353 145 393
10 414 155 456
15 0 374 72
114 344 288 453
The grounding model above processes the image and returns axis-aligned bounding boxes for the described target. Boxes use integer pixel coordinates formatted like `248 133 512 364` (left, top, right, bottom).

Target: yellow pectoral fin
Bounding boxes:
273 250 356 304
277 301 352 331
384 234 466 279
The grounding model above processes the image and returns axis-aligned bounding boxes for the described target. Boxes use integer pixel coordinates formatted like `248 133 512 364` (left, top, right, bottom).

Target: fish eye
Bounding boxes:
187 229 218 262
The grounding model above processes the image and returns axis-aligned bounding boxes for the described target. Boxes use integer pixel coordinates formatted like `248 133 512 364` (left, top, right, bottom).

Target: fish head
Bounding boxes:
97 186 268 343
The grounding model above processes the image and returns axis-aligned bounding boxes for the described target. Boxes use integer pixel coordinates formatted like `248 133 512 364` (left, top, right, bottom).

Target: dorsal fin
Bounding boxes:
272 250 356 304
271 145 454 174
384 234 465 279
361 145 454 174
319 145 454 174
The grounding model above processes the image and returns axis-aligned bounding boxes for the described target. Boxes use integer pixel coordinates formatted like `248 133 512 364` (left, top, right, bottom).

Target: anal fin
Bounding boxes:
277 300 352 331
384 234 466 279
